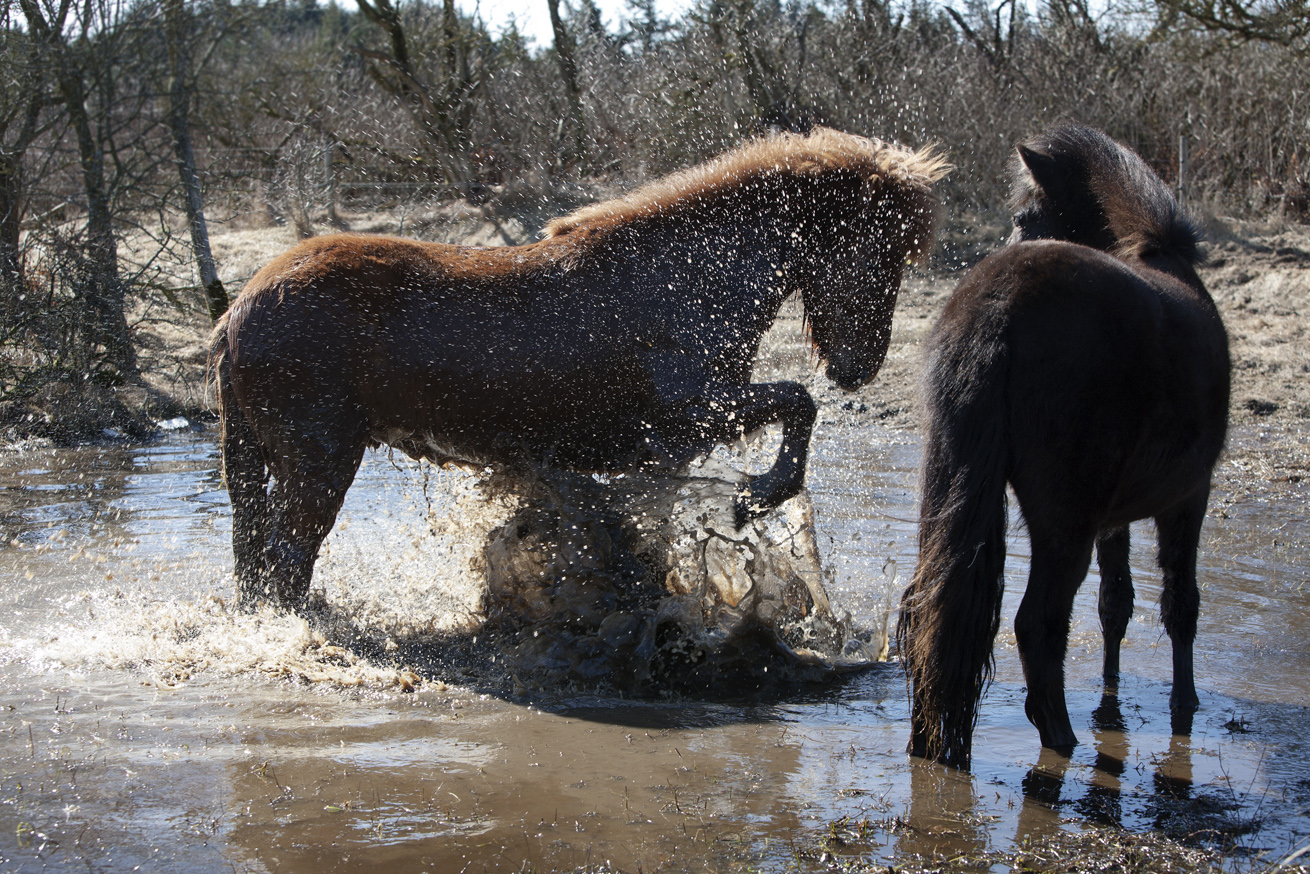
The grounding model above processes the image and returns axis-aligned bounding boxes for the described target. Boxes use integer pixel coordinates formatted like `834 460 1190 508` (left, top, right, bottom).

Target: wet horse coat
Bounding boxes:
898 124 1230 768
212 128 947 608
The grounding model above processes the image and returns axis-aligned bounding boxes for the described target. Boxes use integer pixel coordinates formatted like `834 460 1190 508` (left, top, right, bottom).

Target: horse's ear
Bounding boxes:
1016 144 1066 200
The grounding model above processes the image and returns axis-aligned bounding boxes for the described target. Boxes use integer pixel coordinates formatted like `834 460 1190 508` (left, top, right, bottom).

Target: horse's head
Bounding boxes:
1010 123 1202 264
799 178 940 392
800 245 904 392
1009 124 1123 251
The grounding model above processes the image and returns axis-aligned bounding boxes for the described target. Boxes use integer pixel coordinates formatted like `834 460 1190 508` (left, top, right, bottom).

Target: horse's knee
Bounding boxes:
1013 602 1049 659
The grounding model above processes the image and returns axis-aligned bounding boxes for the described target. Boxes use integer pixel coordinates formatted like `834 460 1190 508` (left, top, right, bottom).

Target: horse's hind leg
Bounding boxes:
259 425 368 609
1157 492 1208 713
1095 526 1134 686
1016 527 1095 753
220 381 272 606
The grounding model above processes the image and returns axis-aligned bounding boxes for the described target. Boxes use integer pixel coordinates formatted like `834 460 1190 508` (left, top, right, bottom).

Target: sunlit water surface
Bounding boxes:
0 425 1307 872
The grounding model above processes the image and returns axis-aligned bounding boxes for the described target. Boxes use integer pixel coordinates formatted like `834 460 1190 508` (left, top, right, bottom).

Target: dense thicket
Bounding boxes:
1 0 1306 433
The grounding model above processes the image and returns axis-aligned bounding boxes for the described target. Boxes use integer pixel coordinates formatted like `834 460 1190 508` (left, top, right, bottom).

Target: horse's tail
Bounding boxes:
897 298 1011 769
208 311 269 599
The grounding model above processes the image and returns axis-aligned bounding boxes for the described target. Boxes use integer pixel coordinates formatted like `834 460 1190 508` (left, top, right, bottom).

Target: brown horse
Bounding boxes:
211 128 948 610
898 124 1230 768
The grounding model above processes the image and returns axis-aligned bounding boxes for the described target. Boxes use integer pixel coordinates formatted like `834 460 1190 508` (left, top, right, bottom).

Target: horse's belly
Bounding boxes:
372 415 652 474
364 345 664 472
374 428 490 471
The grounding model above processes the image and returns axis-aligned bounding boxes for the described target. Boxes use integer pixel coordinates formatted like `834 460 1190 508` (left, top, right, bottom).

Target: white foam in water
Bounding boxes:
22 593 424 690
5 456 514 693
314 464 512 637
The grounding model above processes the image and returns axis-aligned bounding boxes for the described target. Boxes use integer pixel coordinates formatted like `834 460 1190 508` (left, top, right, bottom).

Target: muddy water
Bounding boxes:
1 426 1308 872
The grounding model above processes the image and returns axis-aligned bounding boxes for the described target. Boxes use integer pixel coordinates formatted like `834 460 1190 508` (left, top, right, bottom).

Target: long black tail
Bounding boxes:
209 315 269 601
897 299 1011 769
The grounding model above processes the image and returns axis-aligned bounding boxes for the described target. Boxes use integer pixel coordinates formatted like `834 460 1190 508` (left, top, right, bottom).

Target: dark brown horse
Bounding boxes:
898 124 1230 768
211 128 948 610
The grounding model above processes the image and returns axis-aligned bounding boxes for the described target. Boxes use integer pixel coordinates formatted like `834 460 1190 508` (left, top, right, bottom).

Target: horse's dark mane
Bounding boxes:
543 127 949 260
1010 123 1202 264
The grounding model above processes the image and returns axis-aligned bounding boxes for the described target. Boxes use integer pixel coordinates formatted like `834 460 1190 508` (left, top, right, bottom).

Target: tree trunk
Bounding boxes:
0 36 47 290
165 0 227 323
19 0 136 377
546 0 586 166
0 152 24 288
69 83 136 376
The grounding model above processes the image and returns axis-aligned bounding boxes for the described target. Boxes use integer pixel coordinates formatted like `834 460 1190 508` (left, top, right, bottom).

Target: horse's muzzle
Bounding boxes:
826 358 874 392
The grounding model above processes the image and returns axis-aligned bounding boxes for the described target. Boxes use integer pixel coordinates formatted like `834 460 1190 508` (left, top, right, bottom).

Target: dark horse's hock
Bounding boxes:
210 128 947 613
898 124 1230 769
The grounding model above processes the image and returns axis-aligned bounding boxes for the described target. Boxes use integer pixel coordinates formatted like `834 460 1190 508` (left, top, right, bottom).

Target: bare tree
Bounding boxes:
19 0 136 377
547 0 586 164
164 0 227 323
354 0 480 187
0 6 47 287
1153 0 1310 47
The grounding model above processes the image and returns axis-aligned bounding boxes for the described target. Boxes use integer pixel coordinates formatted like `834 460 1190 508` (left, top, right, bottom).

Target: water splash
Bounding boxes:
482 455 881 696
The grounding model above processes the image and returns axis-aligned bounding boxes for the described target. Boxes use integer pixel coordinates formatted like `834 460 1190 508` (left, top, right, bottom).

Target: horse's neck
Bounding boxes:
617 213 797 374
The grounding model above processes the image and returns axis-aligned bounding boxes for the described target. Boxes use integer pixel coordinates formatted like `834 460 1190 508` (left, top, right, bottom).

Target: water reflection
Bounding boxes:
1009 689 1203 844
1078 691 1131 825
219 694 820 873
898 760 987 864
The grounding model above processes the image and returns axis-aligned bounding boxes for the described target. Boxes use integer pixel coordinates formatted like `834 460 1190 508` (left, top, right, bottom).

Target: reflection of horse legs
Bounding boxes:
1015 522 1094 752
1079 690 1128 825
1158 493 1207 712
1096 526 1134 685
1015 747 1069 844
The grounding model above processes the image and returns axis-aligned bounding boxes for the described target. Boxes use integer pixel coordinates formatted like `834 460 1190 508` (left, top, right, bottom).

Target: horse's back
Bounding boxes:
222 233 661 470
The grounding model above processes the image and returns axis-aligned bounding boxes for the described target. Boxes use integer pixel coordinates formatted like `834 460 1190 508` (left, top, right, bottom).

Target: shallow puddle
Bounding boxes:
0 425 1307 872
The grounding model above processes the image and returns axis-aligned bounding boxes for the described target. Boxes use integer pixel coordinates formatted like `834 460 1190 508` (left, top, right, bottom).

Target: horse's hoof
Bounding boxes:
235 588 264 613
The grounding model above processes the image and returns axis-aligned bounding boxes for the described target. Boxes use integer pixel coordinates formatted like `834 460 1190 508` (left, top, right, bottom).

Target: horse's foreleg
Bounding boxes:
718 381 817 526
1095 526 1134 686
1016 529 1094 753
1156 493 1207 713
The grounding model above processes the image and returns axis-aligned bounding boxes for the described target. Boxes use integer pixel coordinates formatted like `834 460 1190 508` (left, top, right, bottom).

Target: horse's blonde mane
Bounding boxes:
543 127 950 240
